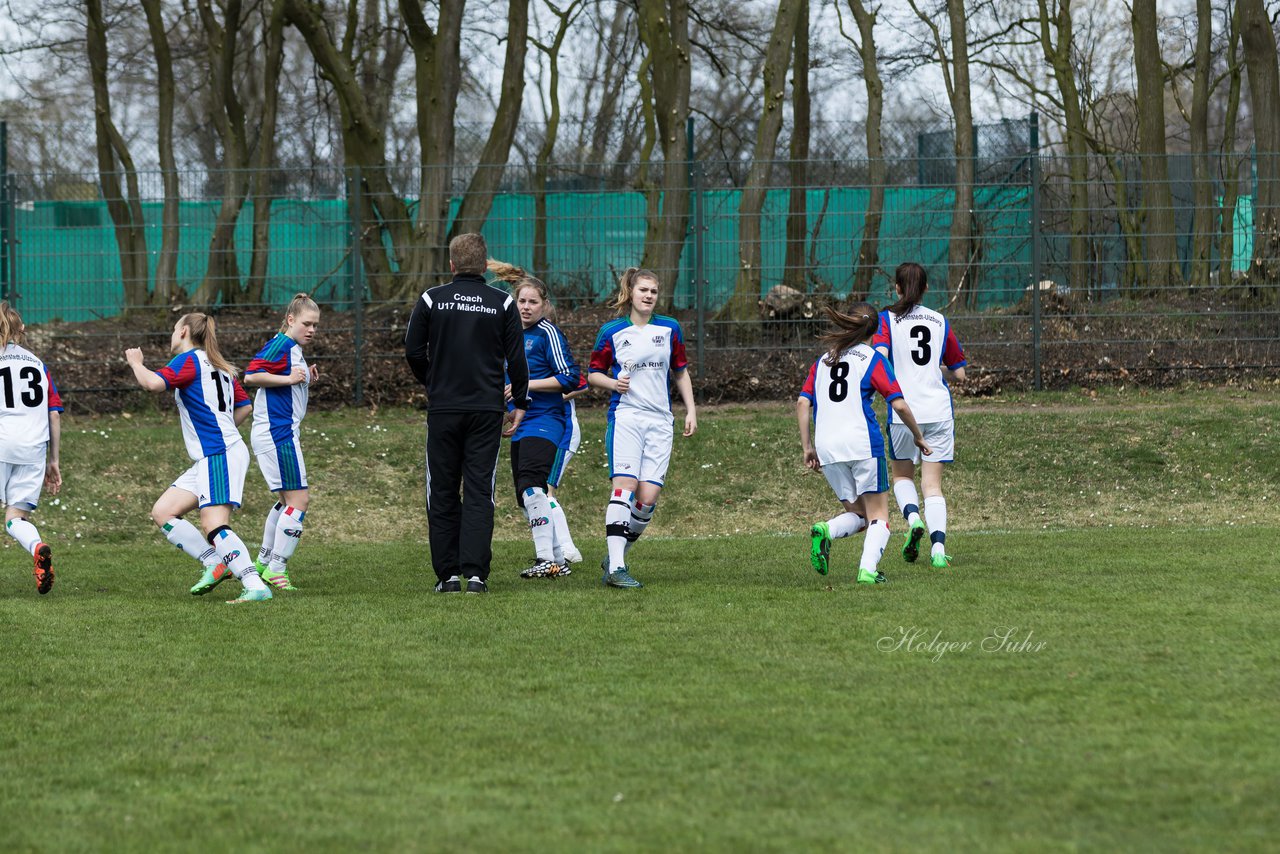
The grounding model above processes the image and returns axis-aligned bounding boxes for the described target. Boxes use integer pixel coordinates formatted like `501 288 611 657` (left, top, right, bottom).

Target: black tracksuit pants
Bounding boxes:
425 410 504 582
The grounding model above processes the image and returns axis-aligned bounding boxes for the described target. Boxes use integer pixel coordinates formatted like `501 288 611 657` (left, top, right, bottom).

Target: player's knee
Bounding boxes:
516 475 547 497
286 493 310 513
150 505 173 527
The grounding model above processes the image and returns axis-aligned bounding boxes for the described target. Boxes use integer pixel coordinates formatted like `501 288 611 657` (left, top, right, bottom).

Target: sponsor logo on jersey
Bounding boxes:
652 335 664 345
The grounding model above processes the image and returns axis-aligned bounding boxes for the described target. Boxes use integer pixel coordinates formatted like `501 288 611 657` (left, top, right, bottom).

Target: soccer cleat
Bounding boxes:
435 576 462 593
809 522 831 575
226 587 273 604
260 565 297 591
520 559 564 579
902 519 926 563
931 552 953 569
33 543 53 595
466 576 488 594
603 568 643 589
857 568 888 585
190 563 232 596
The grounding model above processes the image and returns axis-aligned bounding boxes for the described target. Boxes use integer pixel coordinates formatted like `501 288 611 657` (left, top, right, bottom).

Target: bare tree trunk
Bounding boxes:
1239 0 1280 287
532 0 584 279
1187 0 1213 289
403 0 466 293
248 0 286 305
848 0 884 301
1132 0 1181 293
1219 3 1244 289
449 0 529 238
86 0 151 310
724 0 803 326
782 0 809 290
635 0 692 312
946 0 975 305
141 0 179 305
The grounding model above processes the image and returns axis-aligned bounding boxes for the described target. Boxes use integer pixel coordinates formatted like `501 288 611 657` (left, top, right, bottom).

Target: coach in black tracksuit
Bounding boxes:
405 233 529 593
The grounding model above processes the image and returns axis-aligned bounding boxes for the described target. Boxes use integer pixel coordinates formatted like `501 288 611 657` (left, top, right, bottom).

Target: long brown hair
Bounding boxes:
818 302 879 366
886 262 928 317
0 301 25 347
612 267 659 314
178 313 238 377
281 292 320 334
488 259 550 304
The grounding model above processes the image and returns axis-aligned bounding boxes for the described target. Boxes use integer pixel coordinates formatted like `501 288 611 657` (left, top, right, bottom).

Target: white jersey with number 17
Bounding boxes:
156 348 251 461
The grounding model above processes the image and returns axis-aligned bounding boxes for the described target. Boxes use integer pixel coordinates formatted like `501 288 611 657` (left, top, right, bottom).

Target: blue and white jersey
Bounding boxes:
588 315 689 420
156 349 250 461
513 319 580 443
799 343 903 465
245 332 309 449
0 343 64 466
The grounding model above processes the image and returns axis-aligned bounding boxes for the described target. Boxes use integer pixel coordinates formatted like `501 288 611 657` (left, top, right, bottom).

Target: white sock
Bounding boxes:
213 528 267 591
925 495 948 555
605 488 632 572
259 502 283 564
827 512 867 539
6 518 42 555
163 518 218 567
548 498 577 561
268 506 305 572
522 487 556 562
893 480 922 526
624 498 656 556
859 520 891 572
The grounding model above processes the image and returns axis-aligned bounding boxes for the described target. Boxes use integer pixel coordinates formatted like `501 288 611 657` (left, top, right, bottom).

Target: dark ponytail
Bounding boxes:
887 262 928 317
819 302 879 366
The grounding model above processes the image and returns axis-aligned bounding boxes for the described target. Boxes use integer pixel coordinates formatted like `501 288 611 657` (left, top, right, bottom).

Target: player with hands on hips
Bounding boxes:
0 302 63 595
798 302 930 586
872 262 967 568
125 313 271 604
588 268 697 589
243 293 321 592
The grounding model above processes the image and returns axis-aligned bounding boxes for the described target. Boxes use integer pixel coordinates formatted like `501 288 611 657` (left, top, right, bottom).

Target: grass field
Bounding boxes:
2 387 1279 851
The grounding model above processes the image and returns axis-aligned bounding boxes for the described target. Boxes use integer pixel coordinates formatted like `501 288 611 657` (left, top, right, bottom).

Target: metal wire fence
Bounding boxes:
1 114 1277 409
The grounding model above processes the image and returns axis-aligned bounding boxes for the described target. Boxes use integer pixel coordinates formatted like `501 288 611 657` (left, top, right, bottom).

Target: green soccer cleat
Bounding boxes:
603 568 643 589
902 519 926 563
930 552 953 569
190 563 232 596
857 568 888 585
809 521 831 575
260 564 297 591
226 587 273 604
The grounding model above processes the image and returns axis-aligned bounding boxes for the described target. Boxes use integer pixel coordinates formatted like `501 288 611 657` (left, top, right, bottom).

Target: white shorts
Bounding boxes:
0 461 45 510
172 442 250 508
890 420 955 464
822 457 889 502
254 436 308 492
607 413 674 486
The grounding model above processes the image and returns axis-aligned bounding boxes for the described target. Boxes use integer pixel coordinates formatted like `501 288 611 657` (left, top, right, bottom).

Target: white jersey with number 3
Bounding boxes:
0 343 63 466
874 305 967 424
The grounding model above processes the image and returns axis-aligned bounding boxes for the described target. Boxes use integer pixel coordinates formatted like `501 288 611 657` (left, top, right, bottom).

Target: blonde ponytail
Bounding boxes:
178 313 238 377
281 293 320 334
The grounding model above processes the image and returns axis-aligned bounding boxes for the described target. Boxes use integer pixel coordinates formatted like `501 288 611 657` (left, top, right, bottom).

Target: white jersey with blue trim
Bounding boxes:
156 348 250 461
0 343 64 466
245 332 309 450
588 315 689 419
873 305 967 424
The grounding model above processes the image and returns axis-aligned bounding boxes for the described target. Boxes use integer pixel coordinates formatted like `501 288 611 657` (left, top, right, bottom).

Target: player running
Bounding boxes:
872 262 967 568
489 261 581 580
243 293 320 591
798 303 931 585
0 303 63 594
588 268 697 589
125 314 271 604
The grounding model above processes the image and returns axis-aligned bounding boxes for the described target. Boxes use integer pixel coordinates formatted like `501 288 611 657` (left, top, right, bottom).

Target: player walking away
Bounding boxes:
798 303 931 585
489 261 581 580
125 314 271 604
243 293 320 591
0 303 63 594
588 268 697 589
873 262 967 568
405 233 530 595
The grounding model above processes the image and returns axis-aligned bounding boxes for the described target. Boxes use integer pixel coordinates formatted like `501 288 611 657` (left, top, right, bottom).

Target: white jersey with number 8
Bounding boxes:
799 343 903 465
0 343 63 466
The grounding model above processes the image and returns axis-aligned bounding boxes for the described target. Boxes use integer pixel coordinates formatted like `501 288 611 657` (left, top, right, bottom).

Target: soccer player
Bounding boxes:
243 293 320 591
489 261 581 579
0 302 62 594
125 314 271 604
873 262 967 568
798 303 931 585
588 268 697 589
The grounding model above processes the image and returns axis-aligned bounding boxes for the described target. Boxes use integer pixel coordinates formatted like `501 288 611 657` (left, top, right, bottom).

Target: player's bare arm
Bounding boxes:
675 369 696 436
796 397 820 471
125 348 168 393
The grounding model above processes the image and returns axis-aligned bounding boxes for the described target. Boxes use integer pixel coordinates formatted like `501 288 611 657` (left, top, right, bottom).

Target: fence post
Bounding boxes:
688 117 706 380
347 167 365 406
1029 112 1042 391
